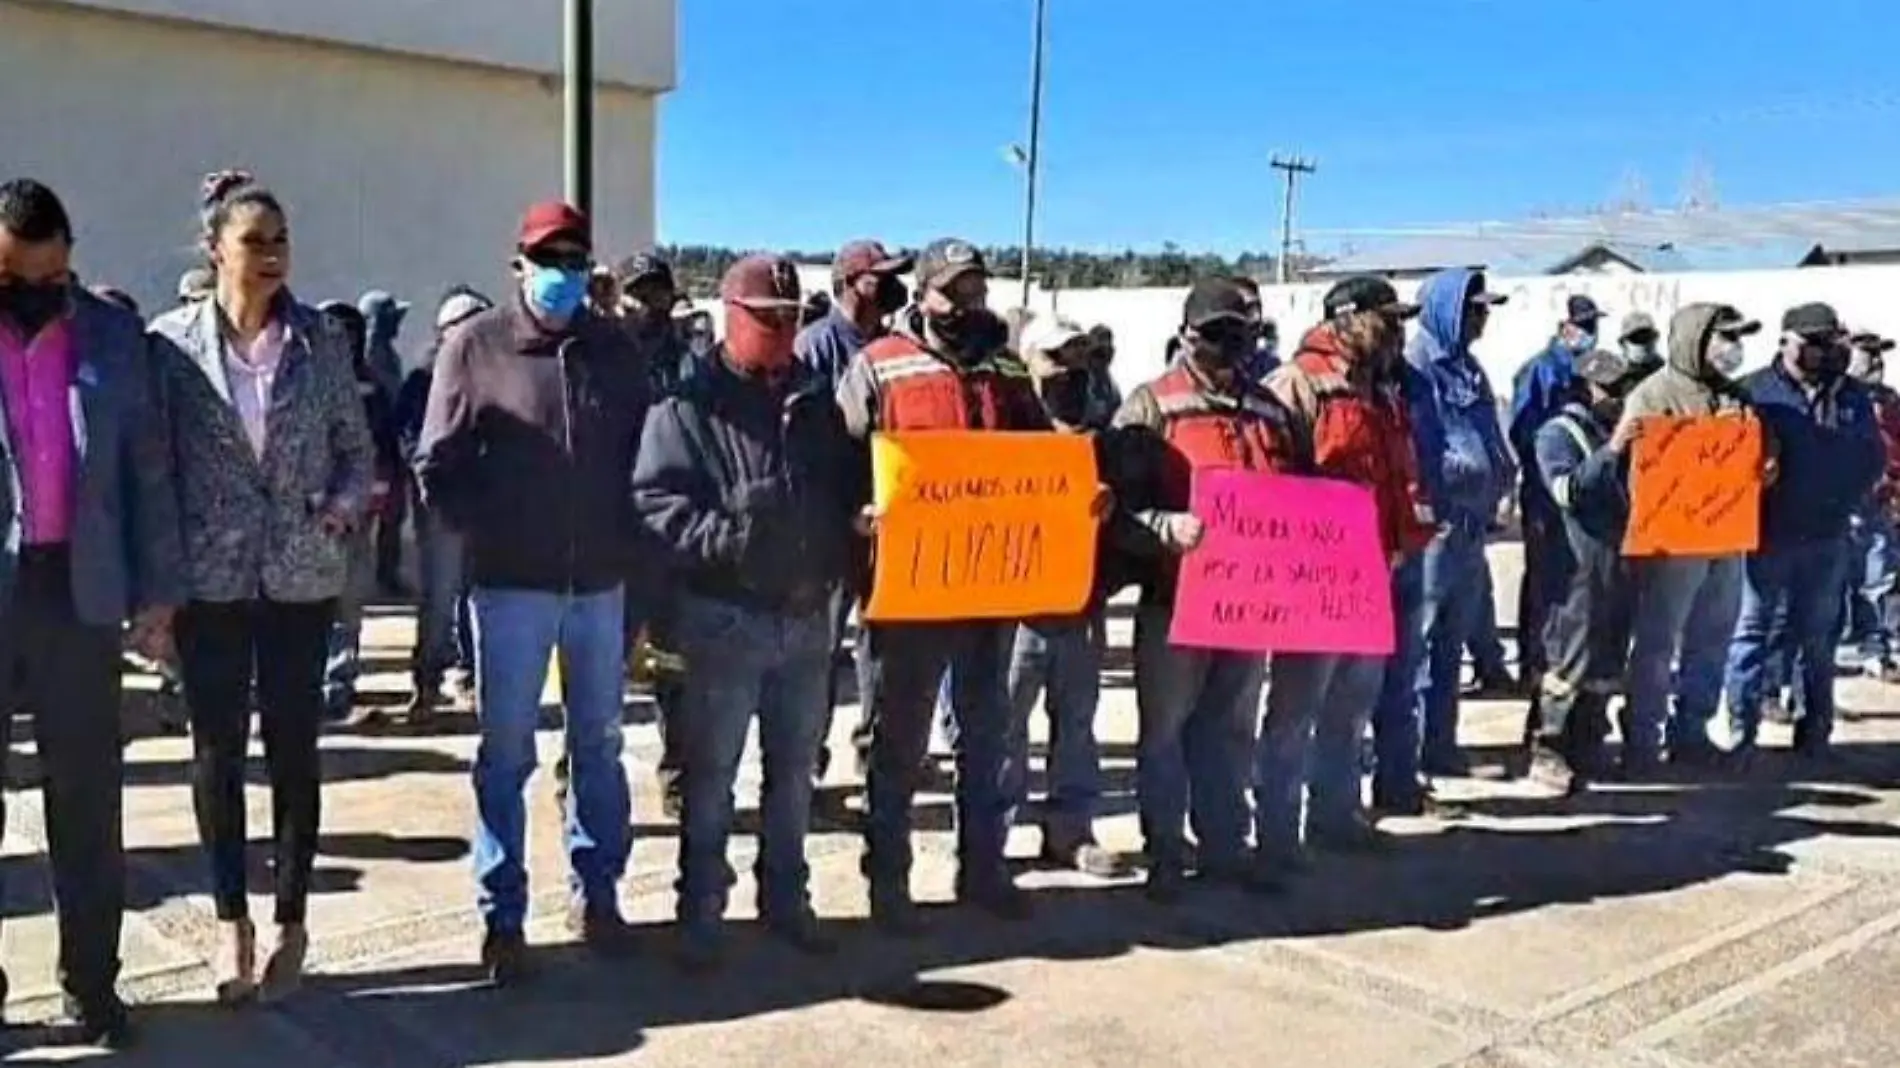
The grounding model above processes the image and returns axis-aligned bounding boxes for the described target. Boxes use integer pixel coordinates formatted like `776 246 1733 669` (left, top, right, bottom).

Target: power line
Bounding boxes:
1270 154 1317 284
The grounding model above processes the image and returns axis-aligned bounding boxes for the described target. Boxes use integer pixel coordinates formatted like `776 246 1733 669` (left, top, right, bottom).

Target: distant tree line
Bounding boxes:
653 243 1332 299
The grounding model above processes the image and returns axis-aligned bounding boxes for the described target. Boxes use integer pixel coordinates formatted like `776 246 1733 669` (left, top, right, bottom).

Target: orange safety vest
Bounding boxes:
862 335 1043 432
1149 365 1303 510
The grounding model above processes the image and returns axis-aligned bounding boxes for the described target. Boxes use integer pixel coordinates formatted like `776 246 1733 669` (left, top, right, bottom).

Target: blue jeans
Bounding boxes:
1846 512 1897 660
411 509 466 686
1625 556 1742 759
1004 613 1105 842
469 584 631 934
1725 540 1851 748
672 595 830 926
1255 652 1383 858
1417 524 1489 768
1373 556 1427 803
1467 562 1512 680
323 525 376 712
859 621 1014 886
1133 606 1262 869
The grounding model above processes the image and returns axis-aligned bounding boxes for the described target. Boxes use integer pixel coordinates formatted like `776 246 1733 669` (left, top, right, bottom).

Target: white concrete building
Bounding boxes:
0 0 675 328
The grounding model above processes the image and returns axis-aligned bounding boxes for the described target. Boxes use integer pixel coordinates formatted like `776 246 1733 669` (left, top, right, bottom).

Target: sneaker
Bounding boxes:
869 883 925 937
1041 834 1131 879
480 929 530 987
566 900 639 958
1761 695 1796 727
62 993 134 1050
955 874 1034 921
764 909 839 956
1528 744 1585 795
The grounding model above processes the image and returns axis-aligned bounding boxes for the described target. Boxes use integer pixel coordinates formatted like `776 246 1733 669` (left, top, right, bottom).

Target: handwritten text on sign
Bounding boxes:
1622 415 1763 557
865 431 1098 622
1169 471 1395 655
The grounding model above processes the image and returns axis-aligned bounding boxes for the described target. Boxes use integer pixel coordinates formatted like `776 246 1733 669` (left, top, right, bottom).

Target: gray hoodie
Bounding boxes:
1616 303 1751 432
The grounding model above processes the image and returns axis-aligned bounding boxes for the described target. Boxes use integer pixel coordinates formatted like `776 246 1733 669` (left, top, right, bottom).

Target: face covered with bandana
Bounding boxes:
719 254 802 375
920 268 1004 360
1185 317 1260 387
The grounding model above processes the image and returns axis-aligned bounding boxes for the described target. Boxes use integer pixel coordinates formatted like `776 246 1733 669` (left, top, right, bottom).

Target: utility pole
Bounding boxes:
1270 154 1316 284
1020 0 1047 309
563 0 595 216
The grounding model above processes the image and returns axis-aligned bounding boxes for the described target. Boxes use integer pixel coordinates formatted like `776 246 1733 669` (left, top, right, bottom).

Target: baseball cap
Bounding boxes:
719 254 801 310
616 252 674 291
1183 277 1255 329
832 239 913 282
1783 302 1845 339
1464 273 1508 307
1618 311 1658 343
1019 315 1091 369
1575 348 1633 387
1710 305 1762 338
517 200 590 251
1852 330 1897 354
914 238 987 291
436 291 492 332
1322 276 1421 320
1565 294 1606 325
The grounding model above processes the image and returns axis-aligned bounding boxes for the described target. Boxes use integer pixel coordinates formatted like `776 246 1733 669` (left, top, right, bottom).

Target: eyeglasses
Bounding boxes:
524 248 591 272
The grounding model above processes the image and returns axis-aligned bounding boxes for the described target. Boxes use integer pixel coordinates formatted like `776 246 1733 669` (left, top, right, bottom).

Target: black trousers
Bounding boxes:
0 547 125 1005
176 598 334 924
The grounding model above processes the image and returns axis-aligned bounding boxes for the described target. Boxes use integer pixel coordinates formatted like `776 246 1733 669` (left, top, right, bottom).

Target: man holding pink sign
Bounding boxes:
1111 278 1309 903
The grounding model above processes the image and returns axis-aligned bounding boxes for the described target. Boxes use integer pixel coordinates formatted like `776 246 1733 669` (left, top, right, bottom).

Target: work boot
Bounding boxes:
1762 693 1796 727
480 929 531 987
869 882 925 937
260 923 308 1003
566 899 639 958
214 918 258 1006
63 992 134 1050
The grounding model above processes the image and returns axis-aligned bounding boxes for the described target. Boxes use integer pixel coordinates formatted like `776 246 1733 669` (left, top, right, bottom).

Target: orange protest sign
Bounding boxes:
865 431 1098 622
1622 415 1763 557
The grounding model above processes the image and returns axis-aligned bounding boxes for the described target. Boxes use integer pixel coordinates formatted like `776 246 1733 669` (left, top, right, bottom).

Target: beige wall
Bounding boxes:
1 0 660 340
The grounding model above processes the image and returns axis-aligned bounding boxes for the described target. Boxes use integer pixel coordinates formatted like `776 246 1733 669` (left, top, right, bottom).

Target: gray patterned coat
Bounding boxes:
148 294 374 604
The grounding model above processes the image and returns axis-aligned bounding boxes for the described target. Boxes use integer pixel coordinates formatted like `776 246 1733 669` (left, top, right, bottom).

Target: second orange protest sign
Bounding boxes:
1623 415 1763 557
865 431 1098 622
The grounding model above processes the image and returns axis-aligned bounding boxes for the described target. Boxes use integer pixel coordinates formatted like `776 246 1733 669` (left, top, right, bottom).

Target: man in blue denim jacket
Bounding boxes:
1402 268 1515 780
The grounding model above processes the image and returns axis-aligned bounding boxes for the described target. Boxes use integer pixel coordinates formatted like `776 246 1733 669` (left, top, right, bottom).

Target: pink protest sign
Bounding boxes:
1168 471 1396 655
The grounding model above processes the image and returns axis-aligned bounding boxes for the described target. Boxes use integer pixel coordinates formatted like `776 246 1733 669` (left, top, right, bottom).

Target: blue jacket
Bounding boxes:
1510 337 1582 513
794 307 871 389
1404 268 1517 530
1741 364 1884 549
1533 402 1629 549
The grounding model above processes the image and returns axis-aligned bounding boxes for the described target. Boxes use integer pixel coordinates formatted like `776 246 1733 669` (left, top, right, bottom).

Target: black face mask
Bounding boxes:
873 274 908 316
1189 320 1257 378
1039 370 1091 426
0 280 69 337
1795 341 1849 384
928 306 1003 361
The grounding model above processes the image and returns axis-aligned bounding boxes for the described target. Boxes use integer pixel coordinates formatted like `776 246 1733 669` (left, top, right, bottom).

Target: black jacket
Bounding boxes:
632 350 856 613
414 294 651 593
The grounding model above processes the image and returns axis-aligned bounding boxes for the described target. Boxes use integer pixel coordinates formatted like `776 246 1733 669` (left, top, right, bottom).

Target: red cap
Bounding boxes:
517 200 591 251
720 255 801 309
832 239 913 282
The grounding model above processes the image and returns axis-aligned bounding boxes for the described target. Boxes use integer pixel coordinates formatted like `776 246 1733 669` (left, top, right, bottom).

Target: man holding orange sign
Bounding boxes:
835 238 1055 932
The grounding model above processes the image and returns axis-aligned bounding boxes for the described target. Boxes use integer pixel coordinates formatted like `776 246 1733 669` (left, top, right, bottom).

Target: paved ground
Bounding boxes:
3 549 1900 1066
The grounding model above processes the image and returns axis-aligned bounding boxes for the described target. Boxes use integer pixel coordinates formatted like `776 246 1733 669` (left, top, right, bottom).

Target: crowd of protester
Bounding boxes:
0 170 1893 1049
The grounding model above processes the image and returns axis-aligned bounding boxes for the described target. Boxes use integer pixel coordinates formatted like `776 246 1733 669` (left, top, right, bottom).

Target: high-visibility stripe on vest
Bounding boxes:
862 335 1041 432
1147 365 1301 510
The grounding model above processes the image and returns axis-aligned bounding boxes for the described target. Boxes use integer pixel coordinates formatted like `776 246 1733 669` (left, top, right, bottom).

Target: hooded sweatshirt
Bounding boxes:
1615 304 1750 429
1404 268 1516 531
358 290 409 399
1510 335 1584 514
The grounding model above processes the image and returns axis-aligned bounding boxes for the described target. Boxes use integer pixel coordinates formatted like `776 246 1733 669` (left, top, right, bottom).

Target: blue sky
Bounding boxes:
658 0 1900 256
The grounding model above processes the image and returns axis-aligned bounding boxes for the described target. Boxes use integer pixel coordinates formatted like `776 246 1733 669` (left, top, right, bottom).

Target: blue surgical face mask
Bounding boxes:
525 265 588 319
1570 330 1597 354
